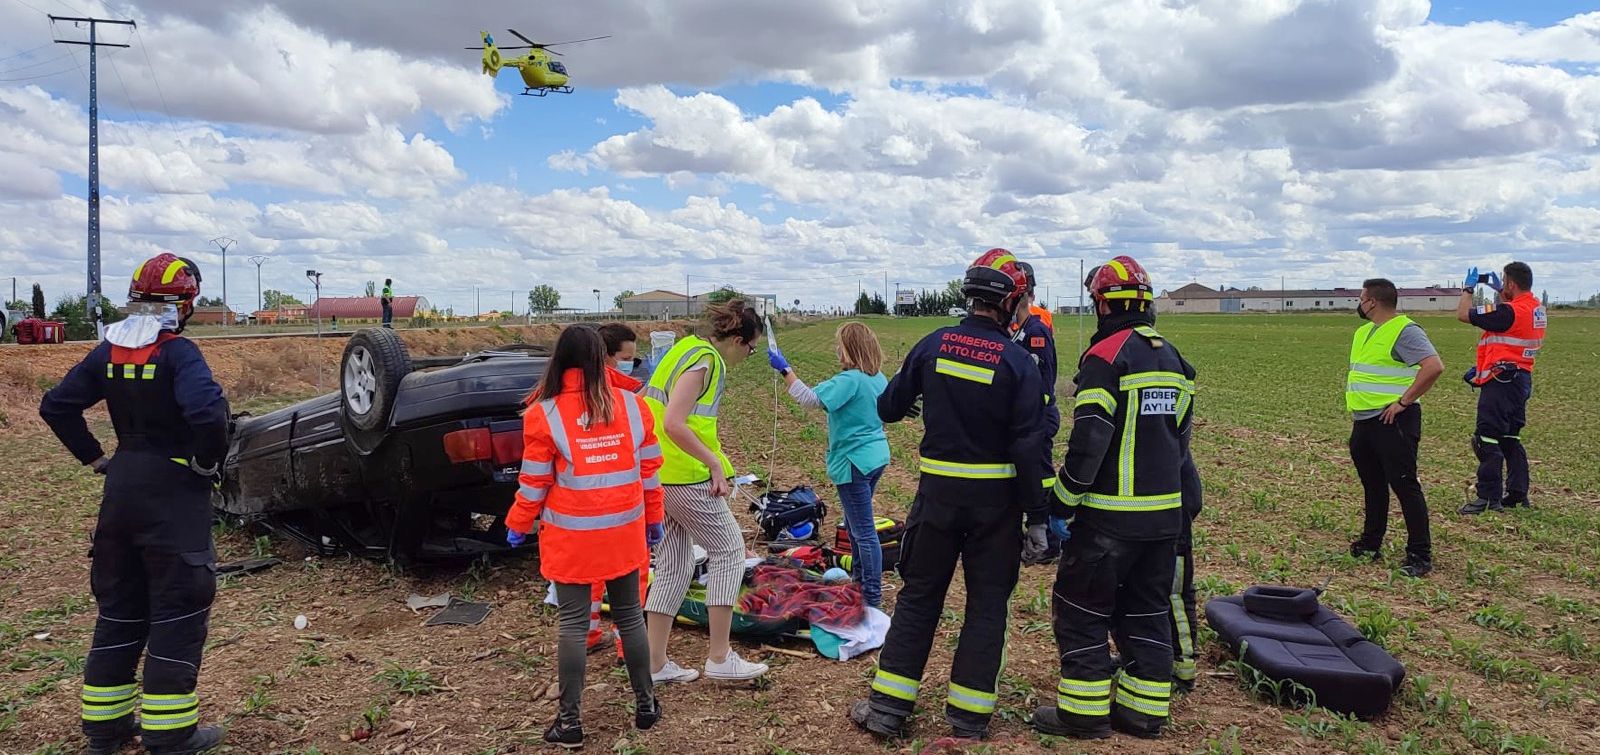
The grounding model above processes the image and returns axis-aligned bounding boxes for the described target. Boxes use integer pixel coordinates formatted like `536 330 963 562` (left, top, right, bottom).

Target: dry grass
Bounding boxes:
2 314 1597 754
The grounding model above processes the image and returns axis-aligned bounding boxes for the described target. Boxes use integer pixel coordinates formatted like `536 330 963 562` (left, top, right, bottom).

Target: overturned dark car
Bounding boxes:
217 328 547 560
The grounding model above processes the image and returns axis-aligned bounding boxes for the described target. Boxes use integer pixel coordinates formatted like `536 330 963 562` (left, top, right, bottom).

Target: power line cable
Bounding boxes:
0 67 75 81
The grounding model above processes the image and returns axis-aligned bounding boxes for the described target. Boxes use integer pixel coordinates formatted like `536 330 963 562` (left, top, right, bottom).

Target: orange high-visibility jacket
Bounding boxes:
1473 292 1545 384
508 369 665 584
1030 304 1054 332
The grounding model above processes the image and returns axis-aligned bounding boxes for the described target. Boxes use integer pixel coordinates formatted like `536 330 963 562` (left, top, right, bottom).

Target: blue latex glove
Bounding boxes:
506 529 527 547
767 345 790 374
1463 266 1479 289
1048 516 1073 543
1483 271 1502 292
646 522 664 547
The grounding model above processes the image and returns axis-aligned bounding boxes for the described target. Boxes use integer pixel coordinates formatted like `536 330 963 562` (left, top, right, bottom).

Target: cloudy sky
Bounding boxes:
2 0 1599 314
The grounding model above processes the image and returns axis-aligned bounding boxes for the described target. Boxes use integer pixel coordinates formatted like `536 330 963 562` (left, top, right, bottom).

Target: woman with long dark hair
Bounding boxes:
506 325 665 748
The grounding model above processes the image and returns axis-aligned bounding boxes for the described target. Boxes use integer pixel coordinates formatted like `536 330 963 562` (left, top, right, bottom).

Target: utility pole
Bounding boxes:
1078 259 1085 356
210 237 234 325
52 15 135 340
475 285 480 318
1280 274 1286 312
247 255 266 319
883 271 888 316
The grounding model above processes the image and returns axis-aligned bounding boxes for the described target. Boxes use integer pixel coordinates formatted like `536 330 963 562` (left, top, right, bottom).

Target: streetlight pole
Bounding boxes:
210 237 234 326
593 288 601 315
248 255 266 321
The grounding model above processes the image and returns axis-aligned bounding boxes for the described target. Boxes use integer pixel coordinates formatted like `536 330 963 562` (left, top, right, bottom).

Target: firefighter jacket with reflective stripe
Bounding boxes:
508 369 665 584
1472 292 1545 384
1346 316 1418 412
879 315 1051 518
1012 313 1060 411
643 335 735 485
1056 324 1195 540
40 333 228 468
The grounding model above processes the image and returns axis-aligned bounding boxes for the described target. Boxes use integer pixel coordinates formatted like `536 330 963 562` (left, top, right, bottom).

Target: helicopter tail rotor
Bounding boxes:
479 31 504 76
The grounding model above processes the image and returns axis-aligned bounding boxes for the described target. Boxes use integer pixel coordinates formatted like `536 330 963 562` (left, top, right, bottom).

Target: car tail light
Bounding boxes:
491 429 523 466
443 428 492 464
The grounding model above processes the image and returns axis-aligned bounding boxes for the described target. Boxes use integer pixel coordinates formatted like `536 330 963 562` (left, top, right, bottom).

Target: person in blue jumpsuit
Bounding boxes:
850 248 1052 741
1012 261 1062 564
40 253 228 755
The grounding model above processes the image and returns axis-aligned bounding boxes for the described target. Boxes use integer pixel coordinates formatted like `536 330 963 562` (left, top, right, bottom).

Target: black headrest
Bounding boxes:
1242 584 1320 620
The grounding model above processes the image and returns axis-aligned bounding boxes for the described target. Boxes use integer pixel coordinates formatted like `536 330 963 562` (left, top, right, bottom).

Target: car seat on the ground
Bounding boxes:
1205 585 1404 719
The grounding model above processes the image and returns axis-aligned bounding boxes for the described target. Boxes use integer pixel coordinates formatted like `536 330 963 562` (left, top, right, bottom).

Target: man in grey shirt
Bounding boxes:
1345 278 1445 577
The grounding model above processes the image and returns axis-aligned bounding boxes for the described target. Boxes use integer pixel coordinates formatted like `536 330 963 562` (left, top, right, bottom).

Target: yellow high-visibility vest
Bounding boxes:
642 335 734 485
1346 316 1419 412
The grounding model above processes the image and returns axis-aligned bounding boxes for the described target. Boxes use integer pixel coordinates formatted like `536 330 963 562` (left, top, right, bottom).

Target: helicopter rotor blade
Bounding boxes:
466 45 532 50
542 35 612 47
506 28 538 46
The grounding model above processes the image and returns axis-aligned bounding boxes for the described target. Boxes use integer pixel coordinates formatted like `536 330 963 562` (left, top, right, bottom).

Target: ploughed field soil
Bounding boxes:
2 314 1598 754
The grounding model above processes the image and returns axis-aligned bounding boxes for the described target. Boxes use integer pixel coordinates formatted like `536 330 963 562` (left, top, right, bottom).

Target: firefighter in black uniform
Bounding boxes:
850 248 1052 741
1012 261 1062 565
1030 255 1197 740
40 252 228 755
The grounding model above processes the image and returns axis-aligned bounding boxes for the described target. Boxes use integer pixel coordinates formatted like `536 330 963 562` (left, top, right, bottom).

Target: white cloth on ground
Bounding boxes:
812 606 890 661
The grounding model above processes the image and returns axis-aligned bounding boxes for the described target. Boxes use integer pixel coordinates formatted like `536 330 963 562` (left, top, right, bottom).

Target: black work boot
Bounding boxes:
1458 497 1502 515
635 697 662 731
543 715 584 750
1349 542 1382 562
848 700 906 740
145 726 223 755
84 720 137 755
1400 557 1433 579
1501 494 1531 509
1029 705 1111 740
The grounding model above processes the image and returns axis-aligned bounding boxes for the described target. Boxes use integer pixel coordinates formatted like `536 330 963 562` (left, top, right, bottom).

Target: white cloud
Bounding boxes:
6 0 1600 310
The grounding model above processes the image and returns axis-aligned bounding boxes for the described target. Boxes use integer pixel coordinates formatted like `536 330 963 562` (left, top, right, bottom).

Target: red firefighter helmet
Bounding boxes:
1085 255 1153 304
962 248 1029 314
129 252 202 304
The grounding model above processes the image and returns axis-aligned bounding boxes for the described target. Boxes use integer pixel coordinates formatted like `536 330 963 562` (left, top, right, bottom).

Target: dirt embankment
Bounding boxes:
0 322 693 430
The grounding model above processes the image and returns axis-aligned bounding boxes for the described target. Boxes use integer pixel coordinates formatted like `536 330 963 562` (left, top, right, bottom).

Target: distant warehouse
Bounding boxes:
1156 283 1459 313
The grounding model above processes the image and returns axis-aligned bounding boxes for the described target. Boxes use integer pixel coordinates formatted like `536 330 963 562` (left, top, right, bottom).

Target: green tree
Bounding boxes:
51 294 125 340
262 290 305 309
31 283 46 318
196 296 224 307
613 290 636 310
364 280 377 297
4 298 25 311
528 284 561 313
707 287 745 305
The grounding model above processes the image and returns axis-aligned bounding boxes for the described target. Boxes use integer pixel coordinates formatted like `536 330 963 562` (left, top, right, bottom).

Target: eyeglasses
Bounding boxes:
745 341 758 356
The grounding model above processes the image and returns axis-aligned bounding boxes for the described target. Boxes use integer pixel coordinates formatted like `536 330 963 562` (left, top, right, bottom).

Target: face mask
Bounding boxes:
1356 302 1370 321
616 361 634 375
159 305 182 331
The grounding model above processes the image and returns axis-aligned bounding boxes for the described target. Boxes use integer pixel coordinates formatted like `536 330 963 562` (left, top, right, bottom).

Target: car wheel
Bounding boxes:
340 328 410 450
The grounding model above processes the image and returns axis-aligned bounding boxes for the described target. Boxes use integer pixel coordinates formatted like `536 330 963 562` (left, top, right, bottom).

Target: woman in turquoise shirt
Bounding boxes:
768 322 891 607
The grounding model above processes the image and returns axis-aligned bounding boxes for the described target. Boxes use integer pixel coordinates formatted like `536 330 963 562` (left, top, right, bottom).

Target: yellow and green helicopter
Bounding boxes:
469 29 610 96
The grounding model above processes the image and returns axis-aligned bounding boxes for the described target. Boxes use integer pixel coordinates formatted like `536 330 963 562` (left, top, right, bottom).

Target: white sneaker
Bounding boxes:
651 659 700 684
704 650 769 681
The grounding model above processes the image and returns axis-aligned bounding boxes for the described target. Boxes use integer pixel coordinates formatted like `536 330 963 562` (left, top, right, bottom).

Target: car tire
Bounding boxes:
340 328 410 452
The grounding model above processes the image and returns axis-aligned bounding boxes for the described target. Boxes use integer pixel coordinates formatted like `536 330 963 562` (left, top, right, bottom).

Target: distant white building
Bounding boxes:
1156 283 1458 313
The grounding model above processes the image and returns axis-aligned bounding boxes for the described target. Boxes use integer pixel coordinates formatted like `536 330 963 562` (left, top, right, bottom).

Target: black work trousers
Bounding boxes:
1349 404 1431 561
1474 371 1531 502
82 453 217 748
869 494 1022 733
1053 528 1176 738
